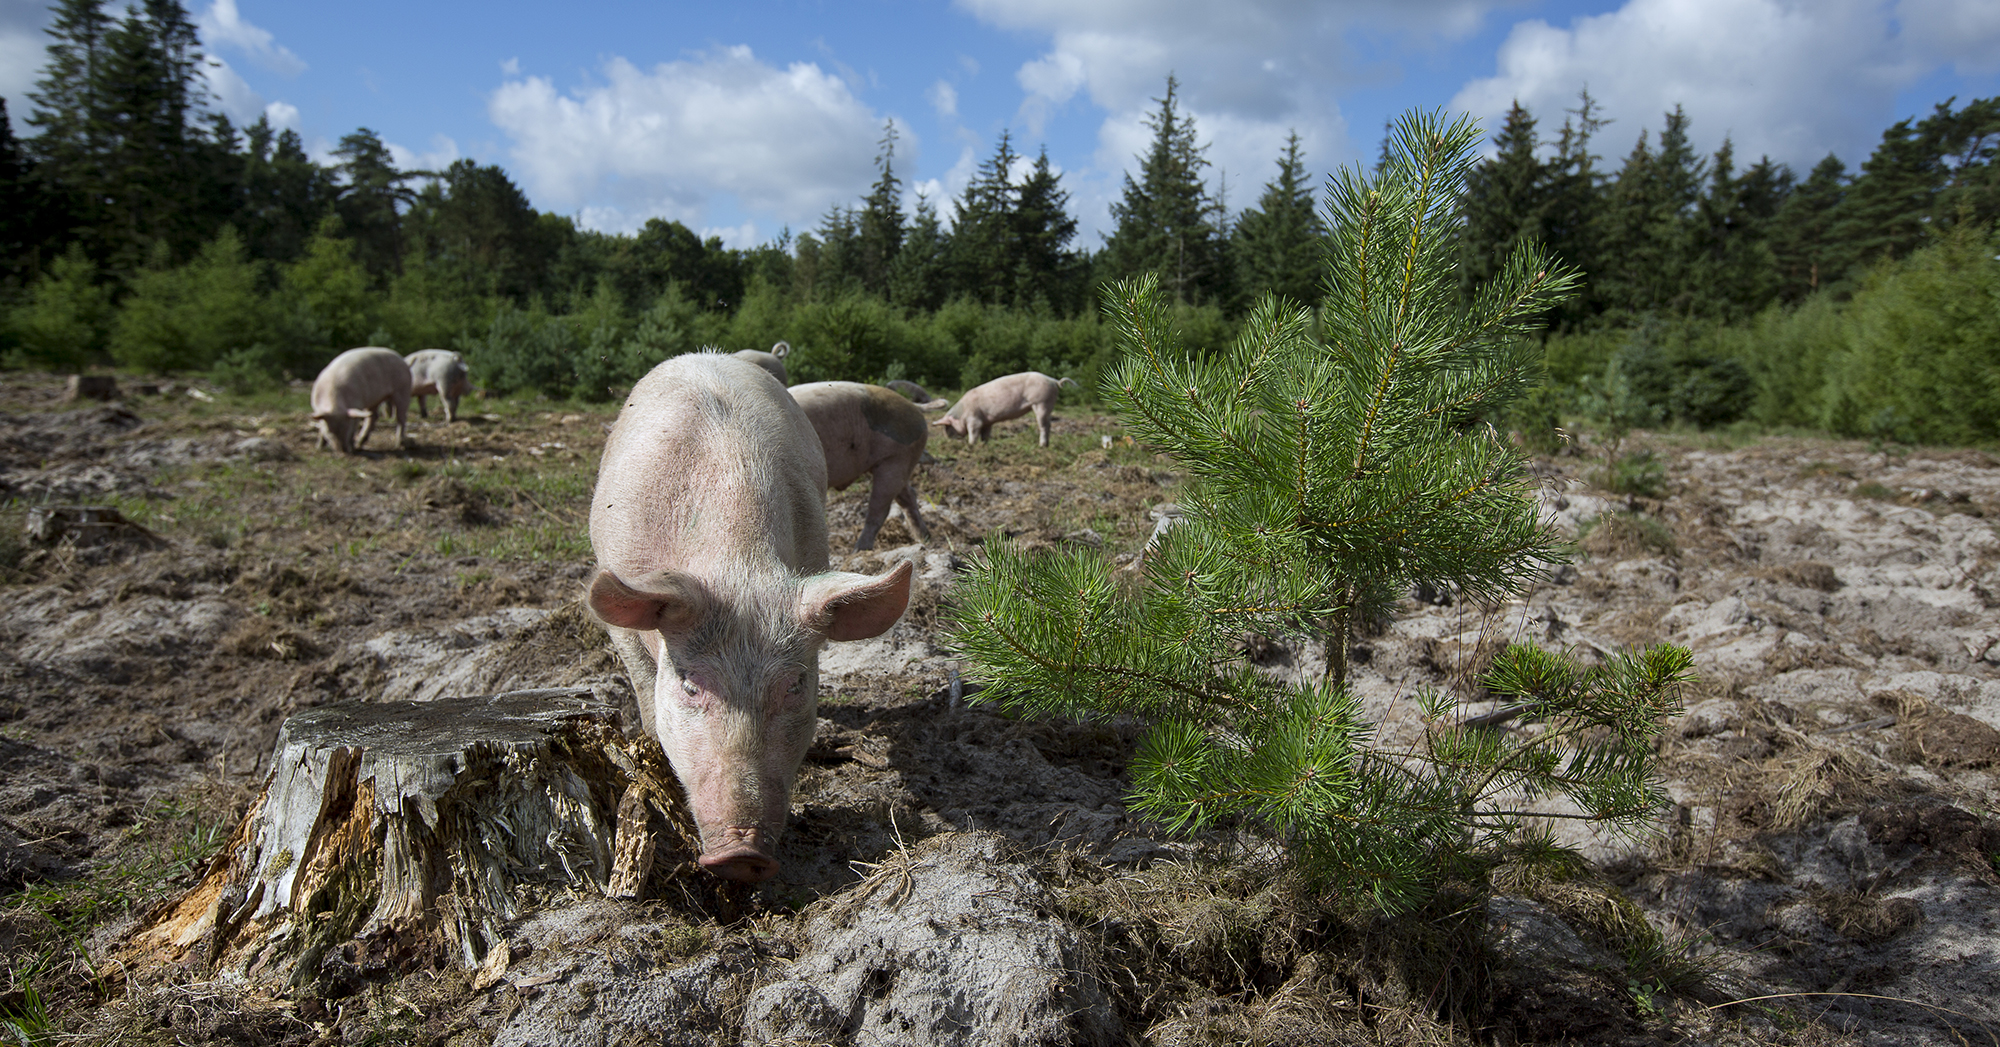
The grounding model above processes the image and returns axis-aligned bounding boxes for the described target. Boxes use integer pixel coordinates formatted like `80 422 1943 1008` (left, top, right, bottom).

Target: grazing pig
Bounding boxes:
932 371 1077 447
404 349 472 422
732 341 791 385
311 347 410 454
884 379 949 411
587 354 912 882
789 381 932 551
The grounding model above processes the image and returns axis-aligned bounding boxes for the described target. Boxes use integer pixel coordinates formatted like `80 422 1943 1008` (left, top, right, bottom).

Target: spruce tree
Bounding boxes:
1458 102 1548 305
945 111 1688 909
1010 148 1081 311
1541 90 1608 327
332 128 415 286
1098 75 1229 305
1688 140 1788 319
946 130 1020 304
889 193 949 311
854 121 905 298
1768 154 1847 302
237 115 337 266
0 98 43 288
1231 131 1322 309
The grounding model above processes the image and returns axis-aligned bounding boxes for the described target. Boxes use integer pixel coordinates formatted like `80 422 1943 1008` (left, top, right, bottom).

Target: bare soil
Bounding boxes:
1 370 1998 1046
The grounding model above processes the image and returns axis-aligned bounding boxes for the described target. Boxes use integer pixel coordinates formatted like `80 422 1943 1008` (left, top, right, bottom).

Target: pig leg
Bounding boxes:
895 483 929 541
1034 402 1053 447
415 394 430 419
354 408 376 449
443 393 459 423
855 470 899 551
393 395 409 449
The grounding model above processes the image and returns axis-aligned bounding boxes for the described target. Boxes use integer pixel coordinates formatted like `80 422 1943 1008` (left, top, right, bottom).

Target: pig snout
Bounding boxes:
697 825 781 882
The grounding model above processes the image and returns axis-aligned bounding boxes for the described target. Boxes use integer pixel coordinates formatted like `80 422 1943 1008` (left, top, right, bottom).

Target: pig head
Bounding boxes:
588 353 911 882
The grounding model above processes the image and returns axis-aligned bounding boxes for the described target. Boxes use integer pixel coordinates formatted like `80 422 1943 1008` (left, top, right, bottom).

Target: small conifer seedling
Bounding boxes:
944 110 1692 912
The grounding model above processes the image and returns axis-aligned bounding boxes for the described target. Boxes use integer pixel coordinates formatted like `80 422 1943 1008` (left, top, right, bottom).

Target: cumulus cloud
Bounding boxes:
386 135 462 176
200 56 269 124
197 0 305 77
927 79 958 118
1449 0 2000 171
955 0 1480 238
489 46 886 233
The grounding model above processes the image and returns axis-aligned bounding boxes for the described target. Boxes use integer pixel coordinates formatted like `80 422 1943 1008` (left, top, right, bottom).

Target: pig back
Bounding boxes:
591 355 830 579
312 347 412 415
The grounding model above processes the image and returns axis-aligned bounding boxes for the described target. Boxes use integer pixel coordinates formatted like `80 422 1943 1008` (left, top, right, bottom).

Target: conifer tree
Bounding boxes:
946 111 1688 908
1231 131 1322 309
1010 148 1082 311
1458 103 1548 305
236 115 337 266
1689 141 1788 319
0 98 43 288
1768 154 1847 302
332 128 416 286
947 130 1020 303
1099 75 1229 305
1594 107 1705 318
889 193 949 311
854 121 905 298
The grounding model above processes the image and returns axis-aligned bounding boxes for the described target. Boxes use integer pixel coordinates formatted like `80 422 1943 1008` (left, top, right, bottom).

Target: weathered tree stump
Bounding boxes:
64 374 118 401
122 689 705 990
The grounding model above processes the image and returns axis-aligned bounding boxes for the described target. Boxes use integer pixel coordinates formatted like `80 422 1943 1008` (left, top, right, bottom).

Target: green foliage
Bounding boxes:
948 111 1682 909
1232 132 1324 310
109 226 268 372
4 246 113 369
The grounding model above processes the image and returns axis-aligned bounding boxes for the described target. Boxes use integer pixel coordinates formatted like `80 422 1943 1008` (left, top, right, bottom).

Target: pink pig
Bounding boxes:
311 347 410 454
404 349 472 422
732 341 791 385
932 371 1077 447
587 353 912 883
788 381 931 551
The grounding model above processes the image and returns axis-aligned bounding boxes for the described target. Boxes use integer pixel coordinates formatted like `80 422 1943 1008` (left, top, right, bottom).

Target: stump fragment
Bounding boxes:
123 689 696 988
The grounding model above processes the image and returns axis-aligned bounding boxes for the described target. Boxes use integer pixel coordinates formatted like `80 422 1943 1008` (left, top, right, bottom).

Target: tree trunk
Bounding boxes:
119 689 707 990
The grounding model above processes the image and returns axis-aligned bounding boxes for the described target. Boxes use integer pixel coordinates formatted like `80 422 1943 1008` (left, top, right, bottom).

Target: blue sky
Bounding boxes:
4 0 1998 248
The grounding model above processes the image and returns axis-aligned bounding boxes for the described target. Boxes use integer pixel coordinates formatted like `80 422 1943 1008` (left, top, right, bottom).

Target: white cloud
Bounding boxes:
501 56 520 76
1449 0 1998 171
1898 0 2000 76
386 134 462 175
264 100 299 130
927 79 958 118
955 0 1475 240
197 0 305 77
201 56 270 124
488 46 885 233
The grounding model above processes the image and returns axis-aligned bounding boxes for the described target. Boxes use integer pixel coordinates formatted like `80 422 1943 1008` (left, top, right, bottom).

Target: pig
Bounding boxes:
404 349 473 422
789 381 932 551
884 379 949 411
932 371 1077 447
587 353 912 882
732 341 791 385
311 347 410 454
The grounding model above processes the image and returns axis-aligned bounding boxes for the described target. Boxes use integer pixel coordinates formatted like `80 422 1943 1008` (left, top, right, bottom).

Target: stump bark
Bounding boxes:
122 689 704 989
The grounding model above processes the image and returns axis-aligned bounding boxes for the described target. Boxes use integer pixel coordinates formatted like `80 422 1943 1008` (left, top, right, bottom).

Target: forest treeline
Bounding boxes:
2 0 1998 443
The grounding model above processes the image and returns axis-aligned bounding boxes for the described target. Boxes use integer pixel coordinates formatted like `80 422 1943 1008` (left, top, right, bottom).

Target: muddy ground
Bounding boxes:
0 369 1997 1046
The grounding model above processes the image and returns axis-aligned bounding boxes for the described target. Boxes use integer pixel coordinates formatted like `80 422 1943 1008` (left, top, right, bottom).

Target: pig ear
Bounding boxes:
588 568 707 633
800 561 912 641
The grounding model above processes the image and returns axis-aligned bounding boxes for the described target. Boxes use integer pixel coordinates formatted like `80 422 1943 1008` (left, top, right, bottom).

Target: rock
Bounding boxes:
745 832 1119 1047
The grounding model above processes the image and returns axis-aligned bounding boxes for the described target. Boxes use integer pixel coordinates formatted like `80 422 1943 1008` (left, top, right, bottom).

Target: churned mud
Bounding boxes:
1 370 1997 1046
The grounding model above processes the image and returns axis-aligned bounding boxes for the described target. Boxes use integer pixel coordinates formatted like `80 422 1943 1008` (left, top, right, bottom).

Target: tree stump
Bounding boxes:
121 689 706 990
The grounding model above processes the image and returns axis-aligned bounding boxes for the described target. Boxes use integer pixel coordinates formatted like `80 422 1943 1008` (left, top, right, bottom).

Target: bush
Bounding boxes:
4 246 113 370
110 228 270 373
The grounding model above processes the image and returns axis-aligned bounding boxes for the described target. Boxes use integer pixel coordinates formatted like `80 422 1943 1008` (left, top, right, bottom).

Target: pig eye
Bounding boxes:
681 678 699 697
